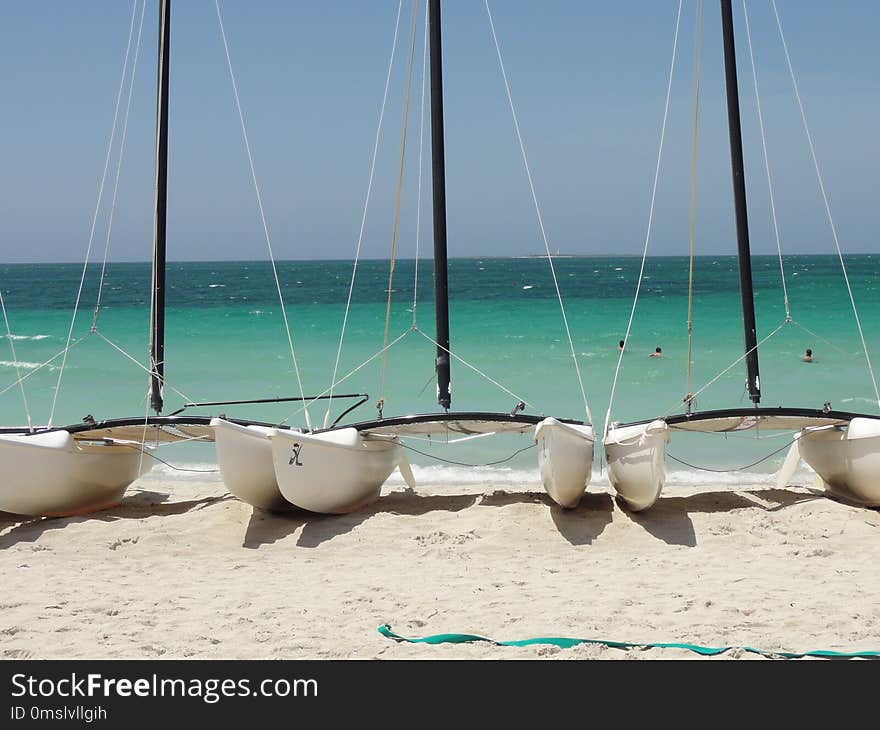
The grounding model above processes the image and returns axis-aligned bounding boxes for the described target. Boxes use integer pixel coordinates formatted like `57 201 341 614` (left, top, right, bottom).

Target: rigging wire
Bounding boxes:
281 323 537 426
0 337 88 400
669 425 797 441
0 290 32 430
93 0 148 330
325 0 405 428
685 0 704 407
604 0 683 437
307 2 558 427
281 329 413 425
661 320 787 417
215 0 312 430
770 0 880 412
411 0 429 329
136 371 152 477
95 331 196 405
117 443 220 473
789 320 853 357
742 0 790 323
379 0 421 412
0 0 155 427
744 1 859 368
416 328 535 410
629 2 863 421
484 0 592 425
49 0 141 427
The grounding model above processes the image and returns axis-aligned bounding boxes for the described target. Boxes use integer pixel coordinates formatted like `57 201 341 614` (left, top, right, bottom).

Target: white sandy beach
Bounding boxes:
1 470 878 660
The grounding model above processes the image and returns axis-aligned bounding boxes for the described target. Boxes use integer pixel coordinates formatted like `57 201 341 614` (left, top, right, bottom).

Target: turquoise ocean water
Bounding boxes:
2 255 878 483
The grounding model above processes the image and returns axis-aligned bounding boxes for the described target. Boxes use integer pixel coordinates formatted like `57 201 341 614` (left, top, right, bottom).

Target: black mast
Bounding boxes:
149 0 170 414
428 0 451 410
720 0 760 404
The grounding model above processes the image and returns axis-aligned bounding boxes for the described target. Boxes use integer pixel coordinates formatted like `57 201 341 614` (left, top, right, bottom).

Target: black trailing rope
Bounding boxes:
115 443 220 474
399 441 536 468
167 393 371 427
667 438 795 473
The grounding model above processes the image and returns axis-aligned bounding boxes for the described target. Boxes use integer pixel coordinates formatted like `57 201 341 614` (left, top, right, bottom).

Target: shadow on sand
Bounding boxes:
0 511 21 530
476 489 616 546
242 489 483 549
621 487 823 547
0 490 233 550
0 483 837 553
547 492 615 546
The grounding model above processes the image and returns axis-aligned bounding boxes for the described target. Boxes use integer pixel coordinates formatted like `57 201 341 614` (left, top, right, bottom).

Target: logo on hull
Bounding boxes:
288 443 303 467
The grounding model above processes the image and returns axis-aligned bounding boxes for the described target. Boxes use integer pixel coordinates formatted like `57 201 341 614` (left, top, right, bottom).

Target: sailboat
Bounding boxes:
0 0 286 516
213 0 594 514
0 0 420 519
0 0 174 517
603 0 880 511
0 1 595 518
153 0 405 515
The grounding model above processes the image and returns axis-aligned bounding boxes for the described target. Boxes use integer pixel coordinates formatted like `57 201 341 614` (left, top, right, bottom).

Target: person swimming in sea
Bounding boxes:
649 347 662 358
801 348 814 363
618 339 625 352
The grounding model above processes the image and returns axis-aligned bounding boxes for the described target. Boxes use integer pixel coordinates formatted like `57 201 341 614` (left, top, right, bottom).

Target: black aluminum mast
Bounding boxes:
720 0 761 404
428 0 451 410
149 0 170 414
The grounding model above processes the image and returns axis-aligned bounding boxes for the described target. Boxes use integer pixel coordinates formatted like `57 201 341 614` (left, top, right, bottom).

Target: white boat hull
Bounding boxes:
0 431 152 517
269 427 413 514
604 420 668 512
798 418 880 507
211 418 294 512
535 418 595 508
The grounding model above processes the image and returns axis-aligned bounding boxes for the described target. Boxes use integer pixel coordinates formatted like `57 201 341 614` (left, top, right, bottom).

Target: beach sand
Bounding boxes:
1 472 878 660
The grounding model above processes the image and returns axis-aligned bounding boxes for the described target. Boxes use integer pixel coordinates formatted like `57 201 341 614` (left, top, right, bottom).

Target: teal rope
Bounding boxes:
378 624 879 659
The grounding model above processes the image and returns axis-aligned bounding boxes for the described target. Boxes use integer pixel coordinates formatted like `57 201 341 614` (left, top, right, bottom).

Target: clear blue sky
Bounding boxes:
1 1 878 263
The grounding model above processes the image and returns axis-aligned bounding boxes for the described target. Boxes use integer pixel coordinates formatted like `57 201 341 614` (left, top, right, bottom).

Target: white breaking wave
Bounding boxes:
390 464 815 489
1 334 50 341
387 463 541 486
662 467 813 488
140 460 222 482
0 359 44 370
139 458 816 490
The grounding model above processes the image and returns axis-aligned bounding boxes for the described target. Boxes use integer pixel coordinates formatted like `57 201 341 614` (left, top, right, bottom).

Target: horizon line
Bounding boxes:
1 252 874 266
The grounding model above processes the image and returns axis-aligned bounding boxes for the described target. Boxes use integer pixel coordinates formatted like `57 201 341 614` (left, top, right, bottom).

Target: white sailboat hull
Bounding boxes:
269 427 409 514
0 431 152 517
798 418 880 507
535 418 595 508
604 420 668 512
211 418 293 512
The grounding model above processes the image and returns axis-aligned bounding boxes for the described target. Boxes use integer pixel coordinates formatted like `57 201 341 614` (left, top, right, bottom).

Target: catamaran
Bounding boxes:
0 0 172 517
10 1 873 522
213 0 596 513
0 0 297 516
603 0 880 511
